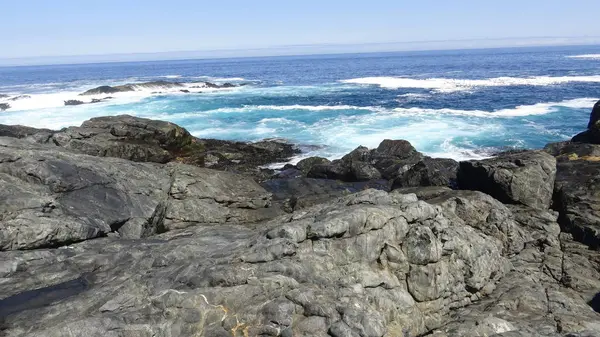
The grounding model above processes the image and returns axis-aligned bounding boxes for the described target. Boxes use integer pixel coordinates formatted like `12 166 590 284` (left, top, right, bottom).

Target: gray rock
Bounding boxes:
458 150 556 210
0 103 10 111
0 137 277 250
392 157 458 189
296 156 330 173
0 189 520 336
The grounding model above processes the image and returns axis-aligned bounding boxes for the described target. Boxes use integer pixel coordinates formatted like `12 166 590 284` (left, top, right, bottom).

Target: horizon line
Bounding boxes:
2 35 600 67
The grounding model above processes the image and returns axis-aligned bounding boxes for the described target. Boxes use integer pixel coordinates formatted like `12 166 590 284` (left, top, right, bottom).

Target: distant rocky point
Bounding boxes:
78 80 237 95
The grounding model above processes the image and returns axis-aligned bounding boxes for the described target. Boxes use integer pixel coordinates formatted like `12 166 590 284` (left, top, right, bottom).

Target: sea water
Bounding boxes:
2 45 600 164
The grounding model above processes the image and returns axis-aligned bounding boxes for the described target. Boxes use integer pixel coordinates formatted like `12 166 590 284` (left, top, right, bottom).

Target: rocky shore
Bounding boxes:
1 102 600 336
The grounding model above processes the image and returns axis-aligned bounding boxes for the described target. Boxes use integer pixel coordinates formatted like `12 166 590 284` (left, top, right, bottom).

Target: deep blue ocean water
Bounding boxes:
2 45 600 163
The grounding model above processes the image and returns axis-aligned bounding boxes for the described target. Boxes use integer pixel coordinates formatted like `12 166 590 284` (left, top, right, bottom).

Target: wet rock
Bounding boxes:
458 150 556 210
0 103 10 111
296 156 330 173
8 95 31 101
392 157 458 189
64 100 85 106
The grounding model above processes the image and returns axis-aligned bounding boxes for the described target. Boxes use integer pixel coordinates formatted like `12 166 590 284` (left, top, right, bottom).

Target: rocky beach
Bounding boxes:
0 99 599 336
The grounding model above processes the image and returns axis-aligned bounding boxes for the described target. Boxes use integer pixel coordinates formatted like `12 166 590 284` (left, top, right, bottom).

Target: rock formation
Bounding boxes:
1 104 600 336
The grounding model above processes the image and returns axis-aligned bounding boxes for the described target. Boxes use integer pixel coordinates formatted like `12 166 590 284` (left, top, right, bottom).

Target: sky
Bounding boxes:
2 0 600 64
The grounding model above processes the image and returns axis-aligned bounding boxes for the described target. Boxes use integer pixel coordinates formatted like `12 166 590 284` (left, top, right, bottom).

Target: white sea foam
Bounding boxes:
160 75 182 79
566 54 600 60
197 104 380 114
0 82 239 112
389 98 598 118
341 75 600 93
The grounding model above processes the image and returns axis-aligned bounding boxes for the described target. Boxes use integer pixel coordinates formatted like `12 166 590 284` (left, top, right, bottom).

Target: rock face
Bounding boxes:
0 136 276 250
457 150 556 210
46 115 201 164
0 103 10 111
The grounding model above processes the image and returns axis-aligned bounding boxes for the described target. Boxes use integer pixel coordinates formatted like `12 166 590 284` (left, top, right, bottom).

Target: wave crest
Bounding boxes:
341 75 600 93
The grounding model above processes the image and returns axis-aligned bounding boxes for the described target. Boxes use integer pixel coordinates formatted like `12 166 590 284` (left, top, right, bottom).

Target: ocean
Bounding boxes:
1 45 600 164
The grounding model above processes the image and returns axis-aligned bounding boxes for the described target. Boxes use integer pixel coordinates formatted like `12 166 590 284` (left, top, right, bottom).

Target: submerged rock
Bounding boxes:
7 94 31 101
64 100 85 106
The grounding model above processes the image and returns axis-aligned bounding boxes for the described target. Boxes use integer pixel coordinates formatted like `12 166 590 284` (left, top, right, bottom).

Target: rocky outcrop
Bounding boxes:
78 81 236 96
572 101 600 144
0 136 276 250
0 103 9 111
44 115 201 164
305 139 458 188
0 189 510 336
0 116 299 182
200 138 300 180
262 177 391 212
7 95 30 101
457 150 556 210
1 113 600 336
64 100 84 106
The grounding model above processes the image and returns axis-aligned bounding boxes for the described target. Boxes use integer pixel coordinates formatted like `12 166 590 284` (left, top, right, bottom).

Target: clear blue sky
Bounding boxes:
2 0 600 61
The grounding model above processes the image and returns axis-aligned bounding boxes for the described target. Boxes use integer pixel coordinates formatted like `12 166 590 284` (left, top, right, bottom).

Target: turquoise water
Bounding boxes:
1 45 600 162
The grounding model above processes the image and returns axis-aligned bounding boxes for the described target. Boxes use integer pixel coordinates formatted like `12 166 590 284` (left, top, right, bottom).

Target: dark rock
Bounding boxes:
572 100 600 144
0 124 53 140
79 81 184 96
458 150 556 209
8 95 31 101
199 138 299 181
64 100 85 106
588 100 600 129
0 94 8 98
544 141 600 162
0 188 537 336
275 168 303 179
39 115 200 165
180 89 190 93
392 186 452 200
306 160 350 180
553 158 600 248
296 156 330 173
375 139 419 159
392 157 458 189
262 178 391 212
80 81 235 96
0 103 10 111
0 136 276 250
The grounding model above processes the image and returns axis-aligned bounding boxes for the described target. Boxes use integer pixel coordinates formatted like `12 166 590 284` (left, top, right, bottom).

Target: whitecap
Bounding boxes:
341 75 600 93
388 98 598 118
566 54 600 60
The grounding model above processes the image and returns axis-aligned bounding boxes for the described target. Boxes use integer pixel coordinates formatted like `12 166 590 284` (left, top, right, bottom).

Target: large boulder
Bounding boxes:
0 137 277 250
457 150 556 210
572 99 600 144
392 157 458 189
553 158 600 248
